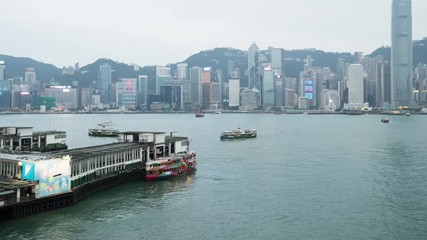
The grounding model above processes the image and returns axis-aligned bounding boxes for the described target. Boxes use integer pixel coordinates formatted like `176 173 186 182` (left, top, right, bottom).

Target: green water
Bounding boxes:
0 113 426 240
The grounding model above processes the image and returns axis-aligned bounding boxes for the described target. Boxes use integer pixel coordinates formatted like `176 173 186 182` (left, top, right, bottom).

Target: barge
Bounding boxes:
0 127 195 219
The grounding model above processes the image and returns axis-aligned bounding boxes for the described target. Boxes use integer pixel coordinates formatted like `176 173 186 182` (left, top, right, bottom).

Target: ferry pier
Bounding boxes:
0 127 192 219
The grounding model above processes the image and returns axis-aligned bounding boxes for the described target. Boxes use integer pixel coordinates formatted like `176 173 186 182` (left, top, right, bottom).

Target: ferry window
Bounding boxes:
54 133 66 139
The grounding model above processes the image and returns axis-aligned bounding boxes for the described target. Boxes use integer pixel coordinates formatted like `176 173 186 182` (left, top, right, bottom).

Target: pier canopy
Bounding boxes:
0 127 67 152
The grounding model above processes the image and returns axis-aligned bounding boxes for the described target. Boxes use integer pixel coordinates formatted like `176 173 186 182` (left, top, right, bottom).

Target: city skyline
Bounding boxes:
1 0 427 68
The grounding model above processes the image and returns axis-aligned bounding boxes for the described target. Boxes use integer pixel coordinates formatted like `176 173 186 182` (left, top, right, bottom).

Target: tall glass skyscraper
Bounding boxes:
190 67 202 108
248 43 261 106
391 0 413 107
98 63 112 104
262 66 275 107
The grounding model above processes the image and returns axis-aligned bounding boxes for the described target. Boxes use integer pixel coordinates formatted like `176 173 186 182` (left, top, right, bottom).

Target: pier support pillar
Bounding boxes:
17 188 21 202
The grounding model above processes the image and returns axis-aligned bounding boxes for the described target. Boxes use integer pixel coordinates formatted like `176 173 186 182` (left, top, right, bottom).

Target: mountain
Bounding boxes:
284 49 355 77
0 54 61 82
55 58 156 88
2 38 427 85
369 38 427 65
182 47 356 81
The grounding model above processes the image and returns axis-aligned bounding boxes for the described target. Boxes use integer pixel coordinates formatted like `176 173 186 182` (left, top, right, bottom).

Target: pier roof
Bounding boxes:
0 127 33 129
120 131 166 135
0 152 55 162
33 131 66 136
56 142 141 162
0 176 36 191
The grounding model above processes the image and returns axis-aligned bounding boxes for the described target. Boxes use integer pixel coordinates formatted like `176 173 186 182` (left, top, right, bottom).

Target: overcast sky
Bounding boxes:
1 0 426 68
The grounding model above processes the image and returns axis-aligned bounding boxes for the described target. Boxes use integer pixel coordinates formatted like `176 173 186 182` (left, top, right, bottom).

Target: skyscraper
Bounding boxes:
376 61 392 108
0 79 12 109
248 43 261 106
391 0 413 107
228 75 240 107
155 66 171 95
0 61 5 80
137 75 148 107
201 67 212 109
347 64 364 108
176 63 188 80
190 67 202 108
271 48 285 77
121 78 137 110
262 66 275 108
25 68 36 85
305 55 313 71
98 63 112 104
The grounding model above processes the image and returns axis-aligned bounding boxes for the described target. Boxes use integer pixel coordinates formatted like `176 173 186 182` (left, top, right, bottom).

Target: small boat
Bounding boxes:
195 109 204 118
220 128 257 140
88 121 119 137
381 117 389 123
145 152 197 181
406 112 411 117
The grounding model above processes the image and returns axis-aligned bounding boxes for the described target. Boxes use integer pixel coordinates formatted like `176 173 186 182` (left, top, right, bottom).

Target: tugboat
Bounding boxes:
381 117 389 123
195 109 204 118
145 152 197 181
88 121 119 137
220 128 257 140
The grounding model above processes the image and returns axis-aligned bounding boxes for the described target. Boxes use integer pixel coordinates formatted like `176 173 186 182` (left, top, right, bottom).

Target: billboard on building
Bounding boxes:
304 79 313 100
21 158 71 198
22 162 35 180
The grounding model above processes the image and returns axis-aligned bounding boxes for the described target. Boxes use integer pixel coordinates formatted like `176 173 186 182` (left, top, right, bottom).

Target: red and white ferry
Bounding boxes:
145 152 197 181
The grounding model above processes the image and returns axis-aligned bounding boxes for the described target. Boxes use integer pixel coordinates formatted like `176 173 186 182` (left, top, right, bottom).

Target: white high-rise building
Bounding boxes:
228 77 240 107
347 64 364 108
176 63 188 80
391 0 413 107
25 68 36 85
0 61 5 80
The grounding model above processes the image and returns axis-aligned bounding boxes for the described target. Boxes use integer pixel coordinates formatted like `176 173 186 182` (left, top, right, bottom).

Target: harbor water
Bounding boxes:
0 113 426 240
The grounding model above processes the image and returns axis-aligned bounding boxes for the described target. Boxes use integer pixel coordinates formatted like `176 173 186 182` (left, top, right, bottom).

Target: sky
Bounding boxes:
1 0 426 68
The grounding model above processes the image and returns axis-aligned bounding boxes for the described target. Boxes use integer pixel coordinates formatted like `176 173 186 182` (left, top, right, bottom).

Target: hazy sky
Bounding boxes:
1 0 426 68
